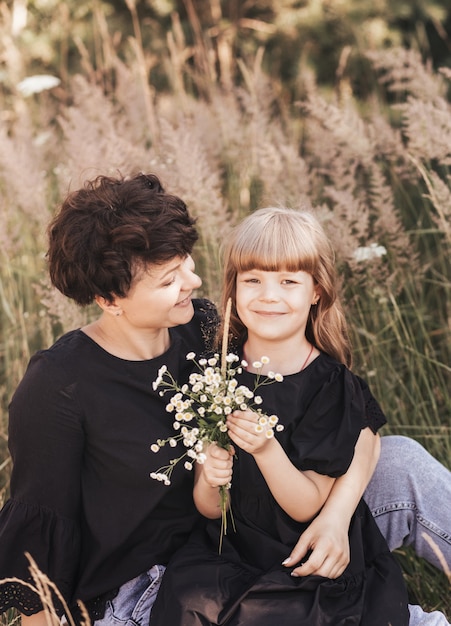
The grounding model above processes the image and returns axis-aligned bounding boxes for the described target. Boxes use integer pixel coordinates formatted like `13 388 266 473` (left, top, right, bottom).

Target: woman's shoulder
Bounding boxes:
17 329 94 390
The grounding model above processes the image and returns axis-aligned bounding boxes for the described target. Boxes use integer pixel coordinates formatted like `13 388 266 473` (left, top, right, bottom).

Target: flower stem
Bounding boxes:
221 297 232 378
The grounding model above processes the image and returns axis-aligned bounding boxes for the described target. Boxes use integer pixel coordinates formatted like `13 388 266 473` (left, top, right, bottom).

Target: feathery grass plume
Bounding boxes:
399 97 451 166
56 75 150 189
154 111 231 302
365 48 445 101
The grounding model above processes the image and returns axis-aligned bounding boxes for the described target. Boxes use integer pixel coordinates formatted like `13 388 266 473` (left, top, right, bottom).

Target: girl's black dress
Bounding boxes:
149 353 409 626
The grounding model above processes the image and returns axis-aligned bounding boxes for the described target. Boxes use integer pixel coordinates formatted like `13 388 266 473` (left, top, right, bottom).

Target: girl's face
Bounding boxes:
115 255 202 330
236 269 320 345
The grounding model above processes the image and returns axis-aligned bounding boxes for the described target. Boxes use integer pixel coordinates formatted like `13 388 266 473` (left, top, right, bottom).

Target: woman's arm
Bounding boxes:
21 612 60 626
226 410 335 522
284 427 381 577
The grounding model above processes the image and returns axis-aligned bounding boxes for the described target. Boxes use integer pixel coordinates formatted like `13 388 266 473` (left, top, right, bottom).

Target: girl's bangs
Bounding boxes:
231 216 318 274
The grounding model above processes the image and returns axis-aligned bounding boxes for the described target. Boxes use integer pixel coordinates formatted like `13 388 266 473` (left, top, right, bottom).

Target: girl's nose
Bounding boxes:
259 284 279 302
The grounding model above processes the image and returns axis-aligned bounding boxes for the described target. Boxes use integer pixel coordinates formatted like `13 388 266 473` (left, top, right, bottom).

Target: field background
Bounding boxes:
0 0 450 622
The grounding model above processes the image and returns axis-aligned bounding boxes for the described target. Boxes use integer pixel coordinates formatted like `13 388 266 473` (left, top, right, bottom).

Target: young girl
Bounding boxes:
149 207 411 626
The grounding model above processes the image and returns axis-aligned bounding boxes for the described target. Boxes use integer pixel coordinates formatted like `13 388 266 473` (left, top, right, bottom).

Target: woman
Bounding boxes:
0 173 215 624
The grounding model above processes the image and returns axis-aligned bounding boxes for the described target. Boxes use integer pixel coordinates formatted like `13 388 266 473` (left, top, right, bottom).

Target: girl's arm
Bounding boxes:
285 427 381 577
226 411 335 522
193 443 234 518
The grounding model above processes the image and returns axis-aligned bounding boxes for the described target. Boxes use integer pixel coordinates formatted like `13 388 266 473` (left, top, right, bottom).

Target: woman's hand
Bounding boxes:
283 513 350 578
226 410 273 455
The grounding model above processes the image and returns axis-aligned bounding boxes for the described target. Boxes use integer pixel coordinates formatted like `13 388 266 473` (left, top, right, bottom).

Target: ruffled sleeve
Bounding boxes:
0 349 84 615
0 500 80 615
356 375 388 433
288 363 365 478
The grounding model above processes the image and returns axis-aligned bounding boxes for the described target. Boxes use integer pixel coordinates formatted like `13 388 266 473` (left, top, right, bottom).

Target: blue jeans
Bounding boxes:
365 435 451 625
93 565 165 626
94 436 450 625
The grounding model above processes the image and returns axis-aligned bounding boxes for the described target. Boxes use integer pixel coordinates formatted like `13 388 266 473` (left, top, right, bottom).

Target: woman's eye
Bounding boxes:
162 276 176 287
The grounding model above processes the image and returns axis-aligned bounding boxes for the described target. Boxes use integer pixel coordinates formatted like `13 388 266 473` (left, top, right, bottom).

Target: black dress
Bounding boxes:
149 353 410 626
0 299 216 621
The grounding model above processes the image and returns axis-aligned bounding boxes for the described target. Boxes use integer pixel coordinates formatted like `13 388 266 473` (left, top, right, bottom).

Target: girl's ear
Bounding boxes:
312 286 322 305
94 295 123 317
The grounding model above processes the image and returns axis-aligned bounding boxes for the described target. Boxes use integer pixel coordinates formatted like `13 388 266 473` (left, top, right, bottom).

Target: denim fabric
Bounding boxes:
365 435 451 571
365 435 451 626
409 605 450 625
93 565 165 626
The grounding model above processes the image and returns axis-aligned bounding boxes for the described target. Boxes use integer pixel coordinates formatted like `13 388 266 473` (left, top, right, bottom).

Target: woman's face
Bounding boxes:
115 255 202 330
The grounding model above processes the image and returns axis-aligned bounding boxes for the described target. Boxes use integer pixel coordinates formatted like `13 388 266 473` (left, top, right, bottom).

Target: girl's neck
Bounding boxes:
242 336 317 376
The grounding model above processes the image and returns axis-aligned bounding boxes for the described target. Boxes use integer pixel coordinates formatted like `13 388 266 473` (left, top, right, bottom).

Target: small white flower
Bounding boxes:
274 373 284 382
173 422 181 430
240 403 248 410
208 357 217 366
219 423 228 432
261 356 270 364
17 74 61 97
255 424 264 433
196 453 207 464
269 415 279 425
353 243 387 262
199 358 207 366
184 461 193 471
150 472 158 479
267 371 275 379
265 429 274 439
276 424 284 431
254 396 263 405
186 352 196 360
253 361 262 369
150 444 160 453
241 359 248 367
169 439 177 447
258 416 268 425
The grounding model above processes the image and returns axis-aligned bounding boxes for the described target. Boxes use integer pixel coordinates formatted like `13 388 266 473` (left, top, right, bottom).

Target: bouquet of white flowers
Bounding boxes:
150 299 283 549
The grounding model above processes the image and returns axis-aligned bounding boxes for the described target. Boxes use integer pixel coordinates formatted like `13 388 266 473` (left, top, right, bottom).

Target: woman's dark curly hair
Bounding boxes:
47 173 198 305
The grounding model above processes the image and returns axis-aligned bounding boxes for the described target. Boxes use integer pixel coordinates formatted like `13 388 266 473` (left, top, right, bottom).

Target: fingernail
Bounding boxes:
282 558 291 565
290 572 299 577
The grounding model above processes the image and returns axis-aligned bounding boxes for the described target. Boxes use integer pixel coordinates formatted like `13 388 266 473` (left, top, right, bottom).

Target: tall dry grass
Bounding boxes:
0 3 449 622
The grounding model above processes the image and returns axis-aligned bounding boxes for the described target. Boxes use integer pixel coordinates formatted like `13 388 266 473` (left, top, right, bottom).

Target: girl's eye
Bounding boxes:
244 278 259 284
282 279 297 285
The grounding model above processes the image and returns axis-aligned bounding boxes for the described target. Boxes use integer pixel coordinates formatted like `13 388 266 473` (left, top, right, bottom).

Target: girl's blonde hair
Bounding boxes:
219 207 352 367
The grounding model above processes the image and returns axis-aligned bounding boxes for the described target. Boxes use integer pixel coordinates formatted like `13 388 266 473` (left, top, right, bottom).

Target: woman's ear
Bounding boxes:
94 295 123 317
